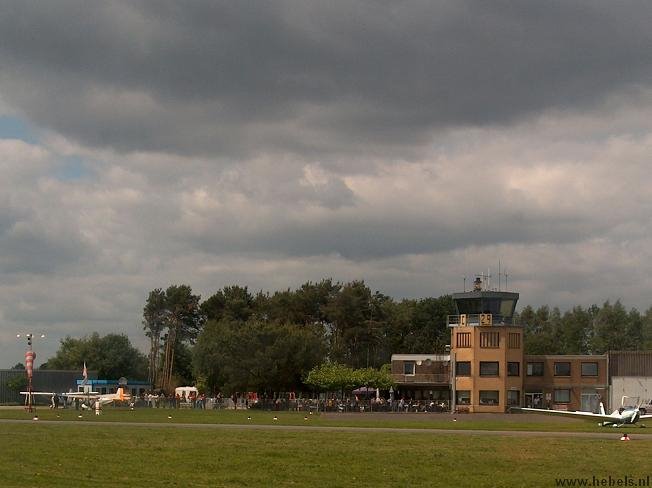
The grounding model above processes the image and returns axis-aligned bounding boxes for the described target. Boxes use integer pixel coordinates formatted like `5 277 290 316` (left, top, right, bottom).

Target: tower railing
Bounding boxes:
447 314 515 327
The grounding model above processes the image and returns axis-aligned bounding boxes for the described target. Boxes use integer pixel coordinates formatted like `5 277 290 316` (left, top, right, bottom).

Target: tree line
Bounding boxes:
142 280 454 394
519 301 652 354
39 280 652 394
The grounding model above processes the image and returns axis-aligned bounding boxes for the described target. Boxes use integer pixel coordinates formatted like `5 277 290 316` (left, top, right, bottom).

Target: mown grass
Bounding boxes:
0 406 650 433
0 422 650 488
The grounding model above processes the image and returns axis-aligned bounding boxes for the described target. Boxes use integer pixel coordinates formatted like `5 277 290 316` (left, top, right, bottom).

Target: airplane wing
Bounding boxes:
19 391 56 396
62 392 100 399
516 407 619 422
640 413 652 420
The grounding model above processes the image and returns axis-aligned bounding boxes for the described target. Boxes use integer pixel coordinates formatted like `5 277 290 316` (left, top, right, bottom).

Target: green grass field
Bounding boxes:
1 406 651 433
1 409 650 487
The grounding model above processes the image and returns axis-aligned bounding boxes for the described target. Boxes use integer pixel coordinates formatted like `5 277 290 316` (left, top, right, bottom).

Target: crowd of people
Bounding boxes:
81 389 451 413
140 390 210 409
139 392 449 413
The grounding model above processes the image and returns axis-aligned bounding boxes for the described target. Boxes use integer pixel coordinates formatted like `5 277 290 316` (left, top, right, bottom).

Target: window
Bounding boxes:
480 331 500 348
456 332 471 348
507 362 520 376
554 389 571 403
479 390 499 405
403 362 415 375
500 299 515 317
507 390 520 406
554 362 571 376
526 362 544 376
480 361 499 376
581 362 598 377
456 361 471 376
456 390 471 405
508 333 521 349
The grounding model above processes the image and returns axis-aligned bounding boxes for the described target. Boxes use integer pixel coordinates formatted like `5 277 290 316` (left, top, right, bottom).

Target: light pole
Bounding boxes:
16 333 45 413
445 344 456 413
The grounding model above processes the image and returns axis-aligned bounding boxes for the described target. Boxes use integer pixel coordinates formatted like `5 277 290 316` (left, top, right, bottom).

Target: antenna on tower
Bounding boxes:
498 260 501 291
504 269 509 290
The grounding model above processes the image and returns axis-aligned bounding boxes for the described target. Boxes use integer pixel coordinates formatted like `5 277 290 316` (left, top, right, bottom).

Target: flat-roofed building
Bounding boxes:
390 354 450 405
523 355 608 412
0 369 97 405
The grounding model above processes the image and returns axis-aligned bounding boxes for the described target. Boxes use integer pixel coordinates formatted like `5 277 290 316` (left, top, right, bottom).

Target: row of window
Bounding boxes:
455 361 599 377
456 390 521 406
456 389 573 405
526 361 598 377
456 361 520 377
455 332 521 349
403 360 600 377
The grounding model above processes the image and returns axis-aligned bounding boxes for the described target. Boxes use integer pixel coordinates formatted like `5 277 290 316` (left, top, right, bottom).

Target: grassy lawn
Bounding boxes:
0 421 650 488
1 406 651 433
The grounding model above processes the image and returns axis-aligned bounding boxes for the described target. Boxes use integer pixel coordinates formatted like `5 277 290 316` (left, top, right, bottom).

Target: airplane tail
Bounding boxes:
116 387 130 402
599 402 606 415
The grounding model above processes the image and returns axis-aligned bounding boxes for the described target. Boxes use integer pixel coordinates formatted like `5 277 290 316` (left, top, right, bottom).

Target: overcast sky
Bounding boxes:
2 1 652 368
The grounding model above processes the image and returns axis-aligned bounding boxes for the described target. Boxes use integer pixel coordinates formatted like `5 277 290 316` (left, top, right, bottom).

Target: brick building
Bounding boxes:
390 278 645 413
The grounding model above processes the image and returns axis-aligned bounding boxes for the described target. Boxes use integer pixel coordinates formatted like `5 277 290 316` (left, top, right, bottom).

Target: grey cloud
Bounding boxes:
1 1 652 159
185 208 605 261
0 223 91 274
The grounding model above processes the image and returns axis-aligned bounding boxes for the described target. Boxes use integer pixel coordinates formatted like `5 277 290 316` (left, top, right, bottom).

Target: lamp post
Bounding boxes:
445 344 456 413
16 333 45 413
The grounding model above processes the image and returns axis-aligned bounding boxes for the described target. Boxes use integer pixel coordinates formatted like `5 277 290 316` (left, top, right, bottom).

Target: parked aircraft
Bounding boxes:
21 387 131 408
516 396 652 427
63 387 131 406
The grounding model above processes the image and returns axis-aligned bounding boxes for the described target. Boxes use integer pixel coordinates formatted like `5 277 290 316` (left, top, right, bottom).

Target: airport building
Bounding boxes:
76 378 151 398
522 354 608 412
391 278 650 413
0 370 150 405
0 369 96 405
448 285 523 413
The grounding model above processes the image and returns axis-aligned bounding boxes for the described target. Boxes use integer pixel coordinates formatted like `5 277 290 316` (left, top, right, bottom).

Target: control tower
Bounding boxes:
448 276 523 413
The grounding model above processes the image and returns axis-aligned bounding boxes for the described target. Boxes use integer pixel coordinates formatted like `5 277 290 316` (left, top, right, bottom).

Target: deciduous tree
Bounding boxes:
42 333 147 379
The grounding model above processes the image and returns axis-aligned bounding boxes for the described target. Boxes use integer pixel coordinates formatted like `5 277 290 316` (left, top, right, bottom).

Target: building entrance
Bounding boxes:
525 392 543 408
581 390 600 413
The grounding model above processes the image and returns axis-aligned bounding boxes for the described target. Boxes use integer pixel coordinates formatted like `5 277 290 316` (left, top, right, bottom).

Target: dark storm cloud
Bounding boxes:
1 1 652 158
187 209 604 260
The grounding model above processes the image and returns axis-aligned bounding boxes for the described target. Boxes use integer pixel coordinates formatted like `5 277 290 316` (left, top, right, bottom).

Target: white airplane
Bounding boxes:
516 396 652 427
64 387 131 406
21 387 131 407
